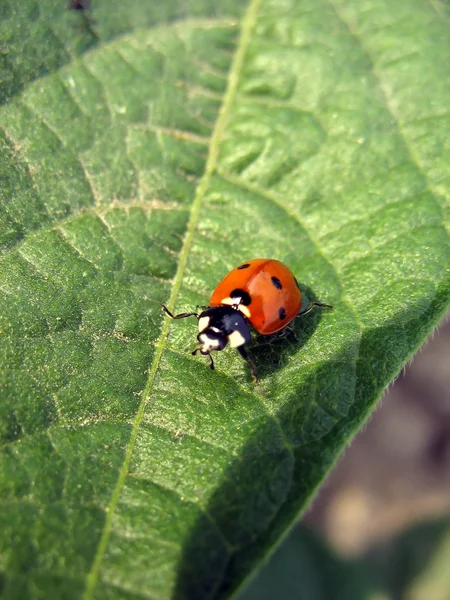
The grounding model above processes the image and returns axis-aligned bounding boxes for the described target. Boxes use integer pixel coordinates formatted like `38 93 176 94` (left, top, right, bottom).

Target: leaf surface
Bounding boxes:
0 0 449 599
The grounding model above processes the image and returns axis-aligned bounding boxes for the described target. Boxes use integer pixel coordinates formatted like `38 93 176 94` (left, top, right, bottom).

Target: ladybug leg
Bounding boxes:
192 348 215 370
236 346 258 384
252 327 297 347
300 301 333 317
284 325 298 341
196 305 210 311
161 305 199 320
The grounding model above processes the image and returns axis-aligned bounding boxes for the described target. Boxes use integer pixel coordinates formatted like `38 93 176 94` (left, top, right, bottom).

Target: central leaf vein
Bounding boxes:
82 1 263 597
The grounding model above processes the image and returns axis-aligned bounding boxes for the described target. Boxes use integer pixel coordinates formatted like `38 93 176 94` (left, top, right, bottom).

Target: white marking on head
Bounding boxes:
198 316 210 332
228 330 247 348
199 333 221 352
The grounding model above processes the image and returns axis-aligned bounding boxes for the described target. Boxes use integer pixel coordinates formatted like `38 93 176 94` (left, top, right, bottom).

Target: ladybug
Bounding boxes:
162 259 332 382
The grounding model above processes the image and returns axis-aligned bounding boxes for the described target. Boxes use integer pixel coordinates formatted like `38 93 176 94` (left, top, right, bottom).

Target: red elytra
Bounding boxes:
209 258 302 335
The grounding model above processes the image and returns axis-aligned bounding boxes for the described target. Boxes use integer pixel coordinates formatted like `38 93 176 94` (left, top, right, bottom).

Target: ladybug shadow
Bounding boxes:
246 285 332 382
171 298 337 599
67 0 99 46
171 292 445 599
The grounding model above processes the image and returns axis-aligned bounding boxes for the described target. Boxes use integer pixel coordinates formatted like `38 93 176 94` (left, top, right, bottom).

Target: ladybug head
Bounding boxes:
195 306 252 358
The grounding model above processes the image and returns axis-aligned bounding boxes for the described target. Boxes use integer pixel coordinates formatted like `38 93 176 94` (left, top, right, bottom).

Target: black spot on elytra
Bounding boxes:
237 263 250 270
271 276 282 290
279 307 286 320
294 277 301 290
230 288 252 305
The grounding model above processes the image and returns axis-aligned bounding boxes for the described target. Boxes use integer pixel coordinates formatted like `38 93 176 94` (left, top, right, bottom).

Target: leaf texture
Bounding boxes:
0 0 449 599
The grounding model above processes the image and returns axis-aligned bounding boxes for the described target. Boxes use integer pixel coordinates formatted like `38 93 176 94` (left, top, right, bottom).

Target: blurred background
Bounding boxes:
241 314 450 599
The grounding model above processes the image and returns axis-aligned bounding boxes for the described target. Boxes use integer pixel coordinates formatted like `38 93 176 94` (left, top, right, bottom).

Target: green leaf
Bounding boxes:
239 518 450 600
364 517 450 600
239 519 450 600
1 0 449 598
238 525 383 600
